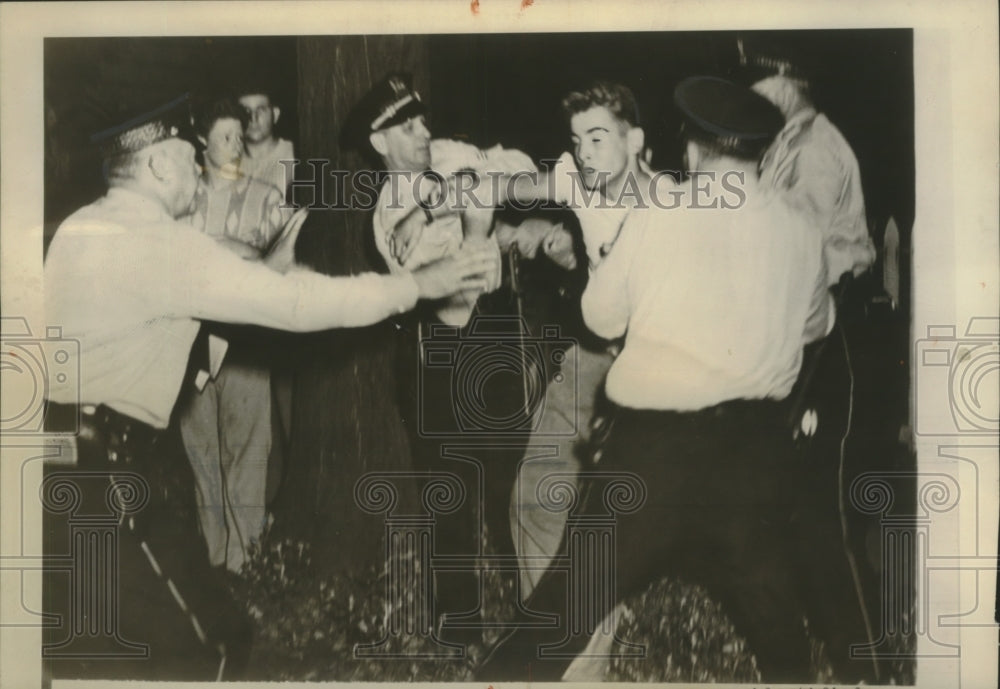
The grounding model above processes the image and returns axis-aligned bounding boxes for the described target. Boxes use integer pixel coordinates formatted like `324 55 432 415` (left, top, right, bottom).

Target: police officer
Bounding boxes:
341 74 534 650
739 36 876 286
477 77 834 682
43 94 495 680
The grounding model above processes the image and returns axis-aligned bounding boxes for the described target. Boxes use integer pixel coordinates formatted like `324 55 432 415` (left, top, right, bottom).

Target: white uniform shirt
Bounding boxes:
758 101 876 285
581 181 834 411
45 187 419 428
372 139 521 326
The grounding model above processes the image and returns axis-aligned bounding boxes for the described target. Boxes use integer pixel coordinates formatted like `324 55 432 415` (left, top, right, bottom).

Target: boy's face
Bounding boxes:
569 105 640 192
239 93 278 144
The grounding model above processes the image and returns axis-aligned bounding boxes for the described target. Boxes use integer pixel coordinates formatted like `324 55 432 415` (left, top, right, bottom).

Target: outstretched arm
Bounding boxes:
166 225 496 332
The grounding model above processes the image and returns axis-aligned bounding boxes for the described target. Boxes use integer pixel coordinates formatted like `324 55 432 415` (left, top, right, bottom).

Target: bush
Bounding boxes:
228 529 911 683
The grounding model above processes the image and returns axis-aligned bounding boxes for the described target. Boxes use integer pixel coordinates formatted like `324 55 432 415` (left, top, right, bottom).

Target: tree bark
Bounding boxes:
270 36 430 576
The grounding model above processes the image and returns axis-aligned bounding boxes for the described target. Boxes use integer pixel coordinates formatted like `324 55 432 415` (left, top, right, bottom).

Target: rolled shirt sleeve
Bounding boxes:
580 210 642 340
168 227 419 331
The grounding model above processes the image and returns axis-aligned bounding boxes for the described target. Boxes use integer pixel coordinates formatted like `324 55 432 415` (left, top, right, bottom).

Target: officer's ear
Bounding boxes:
626 126 645 157
271 106 281 126
369 131 389 157
147 145 174 184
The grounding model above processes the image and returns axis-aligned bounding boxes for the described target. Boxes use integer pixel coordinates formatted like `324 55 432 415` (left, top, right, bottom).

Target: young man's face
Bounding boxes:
569 105 640 192
238 93 278 144
373 115 432 173
202 117 244 172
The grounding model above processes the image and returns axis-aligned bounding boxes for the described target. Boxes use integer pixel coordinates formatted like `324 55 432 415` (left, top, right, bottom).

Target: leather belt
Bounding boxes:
46 401 163 469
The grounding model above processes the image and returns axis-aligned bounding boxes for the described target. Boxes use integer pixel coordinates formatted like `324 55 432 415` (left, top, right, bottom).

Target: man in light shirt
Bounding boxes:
43 94 495 680
237 84 295 201
341 73 536 649
740 38 876 285
497 81 665 601
742 40 884 684
478 77 832 683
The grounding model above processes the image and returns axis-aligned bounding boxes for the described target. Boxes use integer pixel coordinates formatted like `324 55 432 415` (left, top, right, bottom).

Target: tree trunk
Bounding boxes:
270 36 430 576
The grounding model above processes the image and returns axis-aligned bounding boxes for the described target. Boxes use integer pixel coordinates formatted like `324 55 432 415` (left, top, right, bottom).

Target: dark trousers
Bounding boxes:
400 311 530 642
42 403 250 680
478 400 812 682
409 344 526 640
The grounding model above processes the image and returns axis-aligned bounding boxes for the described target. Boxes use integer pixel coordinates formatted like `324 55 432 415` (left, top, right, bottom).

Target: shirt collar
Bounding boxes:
783 105 818 133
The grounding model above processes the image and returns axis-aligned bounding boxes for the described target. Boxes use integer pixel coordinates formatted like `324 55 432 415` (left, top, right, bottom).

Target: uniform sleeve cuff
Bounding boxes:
395 271 421 312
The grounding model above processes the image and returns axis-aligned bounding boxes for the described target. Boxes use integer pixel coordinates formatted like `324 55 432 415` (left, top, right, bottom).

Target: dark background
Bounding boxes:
44 31 915 575
45 31 913 248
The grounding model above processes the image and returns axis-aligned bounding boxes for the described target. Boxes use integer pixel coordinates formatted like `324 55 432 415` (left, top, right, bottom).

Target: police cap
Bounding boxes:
673 76 784 159
90 93 196 161
341 73 427 151
737 33 810 81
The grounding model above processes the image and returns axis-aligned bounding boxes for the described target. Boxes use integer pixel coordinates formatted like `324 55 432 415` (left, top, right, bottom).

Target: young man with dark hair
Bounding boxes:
495 81 668 610
478 77 834 683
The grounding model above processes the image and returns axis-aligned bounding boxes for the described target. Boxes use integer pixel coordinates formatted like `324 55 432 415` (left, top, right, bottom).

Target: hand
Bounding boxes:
479 144 538 176
262 208 308 274
410 245 497 300
389 205 428 266
216 236 262 261
498 217 557 260
542 223 577 270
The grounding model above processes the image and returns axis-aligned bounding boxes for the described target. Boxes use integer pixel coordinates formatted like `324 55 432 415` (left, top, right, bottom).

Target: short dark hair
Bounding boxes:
194 97 248 140
678 121 775 163
561 81 641 128
104 149 144 186
235 79 277 104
